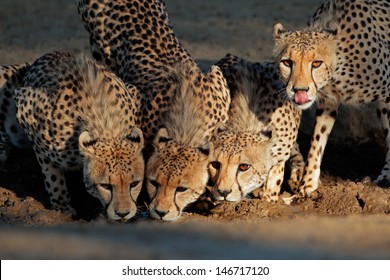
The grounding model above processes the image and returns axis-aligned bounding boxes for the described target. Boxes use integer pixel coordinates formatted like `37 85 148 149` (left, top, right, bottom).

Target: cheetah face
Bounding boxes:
273 23 337 109
79 127 144 221
209 130 275 202
146 128 213 221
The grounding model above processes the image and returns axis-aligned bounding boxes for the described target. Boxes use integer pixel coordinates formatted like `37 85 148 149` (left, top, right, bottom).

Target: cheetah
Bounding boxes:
13 51 144 220
0 64 31 162
144 64 229 221
146 63 230 221
273 0 390 197
210 54 302 202
77 0 231 220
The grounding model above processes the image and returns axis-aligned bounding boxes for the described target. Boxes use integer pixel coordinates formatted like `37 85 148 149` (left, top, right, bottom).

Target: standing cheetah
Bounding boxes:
14 52 144 220
273 0 390 196
78 0 231 220
211 54 302 202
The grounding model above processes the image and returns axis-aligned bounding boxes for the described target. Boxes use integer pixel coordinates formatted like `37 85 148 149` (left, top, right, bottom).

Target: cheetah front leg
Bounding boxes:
263 162 285 202
36 154 76 215
374 101 390 186
300 103 339 197
288 141 305 191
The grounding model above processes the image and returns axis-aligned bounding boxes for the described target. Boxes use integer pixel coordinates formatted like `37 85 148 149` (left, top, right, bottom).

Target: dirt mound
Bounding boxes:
0 187 72 226
205 175 389 222
1 170 389 227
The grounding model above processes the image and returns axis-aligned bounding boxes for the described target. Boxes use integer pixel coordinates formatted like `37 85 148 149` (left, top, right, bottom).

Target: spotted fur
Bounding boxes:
78 0 231 221
210 54 302 202
77 0 229 144
14 52 144 220
145 63 229 221
273 0 390 196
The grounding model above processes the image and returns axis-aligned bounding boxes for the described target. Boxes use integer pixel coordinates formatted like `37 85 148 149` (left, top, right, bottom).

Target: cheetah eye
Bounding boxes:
149 180 160 189
281 59 293 68
312 60 323 69
238 164 251 172
100 183 113 191
210 161 221 170
176 186 188 193
130 180 141 189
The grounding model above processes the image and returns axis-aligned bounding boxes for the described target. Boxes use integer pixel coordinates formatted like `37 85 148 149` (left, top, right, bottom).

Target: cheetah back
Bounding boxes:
77 0 230 143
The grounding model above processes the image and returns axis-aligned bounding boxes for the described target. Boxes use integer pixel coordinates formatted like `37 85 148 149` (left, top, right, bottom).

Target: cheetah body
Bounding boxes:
14 52 144 220
273 0 390 195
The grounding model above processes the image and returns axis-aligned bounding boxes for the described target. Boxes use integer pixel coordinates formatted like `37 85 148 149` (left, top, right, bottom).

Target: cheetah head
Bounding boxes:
209 126 276 201
79 127 144 221
273 23 337 109
146 128 213 221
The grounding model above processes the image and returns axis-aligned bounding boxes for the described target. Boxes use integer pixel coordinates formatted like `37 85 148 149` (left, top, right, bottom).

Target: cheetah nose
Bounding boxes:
218 189 232 198
154 209 169 219
293 87 309 104
115 210 130 219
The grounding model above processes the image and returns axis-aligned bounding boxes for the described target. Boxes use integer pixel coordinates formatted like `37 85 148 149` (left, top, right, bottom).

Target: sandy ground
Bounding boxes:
0 0 389 260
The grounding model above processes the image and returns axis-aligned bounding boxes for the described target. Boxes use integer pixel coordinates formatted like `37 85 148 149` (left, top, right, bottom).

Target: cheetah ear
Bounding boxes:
257 125 274 141
79 131 97 157
214 122 227 134
273 23 286 39
153 127 172 151
197 141 214 159
324 27 338 36
125 127 144 151
211 122 227 142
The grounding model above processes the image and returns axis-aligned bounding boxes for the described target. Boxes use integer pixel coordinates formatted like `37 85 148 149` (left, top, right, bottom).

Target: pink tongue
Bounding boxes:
294 90 309 104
